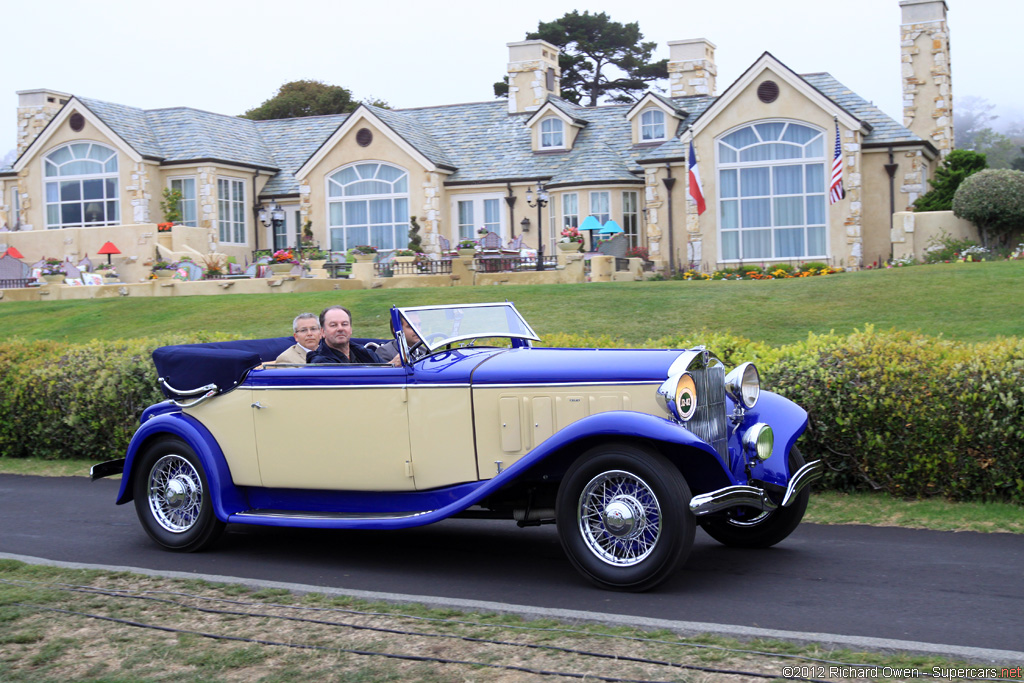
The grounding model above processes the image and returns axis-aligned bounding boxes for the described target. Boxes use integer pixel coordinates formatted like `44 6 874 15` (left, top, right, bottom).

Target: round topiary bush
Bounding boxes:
952 168 1024 247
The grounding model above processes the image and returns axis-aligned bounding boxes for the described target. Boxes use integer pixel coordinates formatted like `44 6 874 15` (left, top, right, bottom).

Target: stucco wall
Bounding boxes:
891 210 978 262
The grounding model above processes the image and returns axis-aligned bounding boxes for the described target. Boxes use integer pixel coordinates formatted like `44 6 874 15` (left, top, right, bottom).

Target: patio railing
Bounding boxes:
473 255 558 272
376 260 453 277
0 278 37 289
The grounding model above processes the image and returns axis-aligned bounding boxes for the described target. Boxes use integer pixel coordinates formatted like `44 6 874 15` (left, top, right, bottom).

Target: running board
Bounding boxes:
231 509 434 523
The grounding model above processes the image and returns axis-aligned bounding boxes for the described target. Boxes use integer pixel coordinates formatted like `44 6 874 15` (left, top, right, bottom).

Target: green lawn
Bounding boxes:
1 261 1021 346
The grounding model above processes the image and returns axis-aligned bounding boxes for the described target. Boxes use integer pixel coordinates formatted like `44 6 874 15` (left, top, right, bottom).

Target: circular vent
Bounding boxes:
69 112 85 132
356 128 373 147
757 80 780 104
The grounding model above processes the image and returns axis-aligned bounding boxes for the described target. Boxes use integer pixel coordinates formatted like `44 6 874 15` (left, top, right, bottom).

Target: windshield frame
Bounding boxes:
395 302 540 352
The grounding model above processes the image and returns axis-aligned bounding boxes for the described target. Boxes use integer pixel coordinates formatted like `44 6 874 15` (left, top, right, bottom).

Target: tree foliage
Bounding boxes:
495 11 667 106
241 80 357 120
952 168 1024 247
913 149 987 212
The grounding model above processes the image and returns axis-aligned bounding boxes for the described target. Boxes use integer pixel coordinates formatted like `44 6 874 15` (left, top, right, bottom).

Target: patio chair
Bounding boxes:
597 233 628 258
480 231 503 251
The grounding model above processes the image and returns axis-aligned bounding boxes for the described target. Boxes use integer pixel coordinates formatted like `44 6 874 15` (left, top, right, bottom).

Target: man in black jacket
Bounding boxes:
306 305 382 364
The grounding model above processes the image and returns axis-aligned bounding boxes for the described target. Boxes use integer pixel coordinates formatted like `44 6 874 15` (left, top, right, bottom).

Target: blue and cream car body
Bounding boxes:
94 302 821 591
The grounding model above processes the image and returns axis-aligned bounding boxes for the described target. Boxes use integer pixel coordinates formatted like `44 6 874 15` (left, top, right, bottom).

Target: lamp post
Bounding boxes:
504 182 518 239
525 181 548 271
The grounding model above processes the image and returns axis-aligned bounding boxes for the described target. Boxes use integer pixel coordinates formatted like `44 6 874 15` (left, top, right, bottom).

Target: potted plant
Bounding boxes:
151 259 176 278
95 263 119 281
269 249 299 274
394 249 417 263
351 245 377 263
456 239 477 258
40 257 67 284
558 227 584 253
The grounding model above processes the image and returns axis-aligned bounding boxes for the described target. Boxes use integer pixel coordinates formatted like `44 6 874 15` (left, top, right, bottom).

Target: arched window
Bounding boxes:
326 162 409 251
717 121 827 261
640 109 666 141
44 142 119 229
540 117 564 148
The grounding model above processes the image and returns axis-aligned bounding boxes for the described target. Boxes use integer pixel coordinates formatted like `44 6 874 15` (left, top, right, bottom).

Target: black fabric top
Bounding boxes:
152 337 293 398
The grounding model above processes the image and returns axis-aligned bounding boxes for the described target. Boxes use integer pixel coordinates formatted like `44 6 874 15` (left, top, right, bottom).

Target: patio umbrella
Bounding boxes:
4 246 24 259
97 241 121 265
598 219 624 234
578 215 603 251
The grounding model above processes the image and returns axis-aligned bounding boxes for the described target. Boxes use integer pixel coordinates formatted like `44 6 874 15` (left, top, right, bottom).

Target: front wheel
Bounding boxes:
698 445 810 548
132 437 225 552
556 443 694 592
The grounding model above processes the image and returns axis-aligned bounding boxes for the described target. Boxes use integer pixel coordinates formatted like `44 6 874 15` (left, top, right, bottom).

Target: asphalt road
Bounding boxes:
2 474 1022 660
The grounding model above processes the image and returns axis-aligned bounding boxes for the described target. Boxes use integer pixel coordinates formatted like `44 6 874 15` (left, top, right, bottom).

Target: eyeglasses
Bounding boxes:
295 327 321 334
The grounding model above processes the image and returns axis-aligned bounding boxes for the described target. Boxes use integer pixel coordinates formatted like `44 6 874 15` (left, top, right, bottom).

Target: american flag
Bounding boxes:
688 140 706 215
829 120 846 204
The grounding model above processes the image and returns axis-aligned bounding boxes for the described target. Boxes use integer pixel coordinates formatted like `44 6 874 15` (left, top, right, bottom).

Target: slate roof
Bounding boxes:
2 71 924 187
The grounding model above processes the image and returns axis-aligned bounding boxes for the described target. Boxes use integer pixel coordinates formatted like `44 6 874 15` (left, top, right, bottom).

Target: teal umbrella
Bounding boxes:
579 215 603 250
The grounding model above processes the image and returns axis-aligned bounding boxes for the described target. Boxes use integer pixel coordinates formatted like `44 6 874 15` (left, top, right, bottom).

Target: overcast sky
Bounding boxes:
4 0 1020 159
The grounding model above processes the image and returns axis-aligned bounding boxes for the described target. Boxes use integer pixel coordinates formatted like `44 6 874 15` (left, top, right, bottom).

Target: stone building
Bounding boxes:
0 0 950 272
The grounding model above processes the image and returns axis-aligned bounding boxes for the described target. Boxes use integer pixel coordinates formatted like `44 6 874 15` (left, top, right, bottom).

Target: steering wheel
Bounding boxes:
408 333 447 357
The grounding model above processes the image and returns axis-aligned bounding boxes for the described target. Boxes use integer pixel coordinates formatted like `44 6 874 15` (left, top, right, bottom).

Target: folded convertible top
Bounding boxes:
152 338 293 398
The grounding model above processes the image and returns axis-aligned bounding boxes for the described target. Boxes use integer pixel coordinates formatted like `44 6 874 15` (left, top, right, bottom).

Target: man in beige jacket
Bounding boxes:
275 312 321 364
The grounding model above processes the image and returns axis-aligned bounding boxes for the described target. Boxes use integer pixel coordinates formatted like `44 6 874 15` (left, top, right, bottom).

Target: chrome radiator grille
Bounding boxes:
687 362 728 460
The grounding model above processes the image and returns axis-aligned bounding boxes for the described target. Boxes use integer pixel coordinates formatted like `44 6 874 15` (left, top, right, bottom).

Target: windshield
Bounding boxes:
397 302 540 351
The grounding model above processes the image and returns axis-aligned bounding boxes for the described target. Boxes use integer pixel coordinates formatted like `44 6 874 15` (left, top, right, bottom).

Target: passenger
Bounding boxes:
275 312 321 364
307 305 383 364
376 312 428 366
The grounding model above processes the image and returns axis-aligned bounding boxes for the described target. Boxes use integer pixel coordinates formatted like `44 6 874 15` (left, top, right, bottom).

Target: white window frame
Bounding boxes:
561 193 579 229
9 186 20 230
168 176 198 227
453 193 505 242
716 120 829 264
622 190 640 248
540 117 565 149
640 109 666 142
589 191 610 224
217 177 246 244
42 141 120 229
326 161 410 252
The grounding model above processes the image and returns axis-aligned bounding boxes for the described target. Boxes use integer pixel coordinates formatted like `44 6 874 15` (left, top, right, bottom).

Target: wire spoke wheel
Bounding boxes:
148 454 204 533
133 438 224 552
578 470 661 566
557 444 694 592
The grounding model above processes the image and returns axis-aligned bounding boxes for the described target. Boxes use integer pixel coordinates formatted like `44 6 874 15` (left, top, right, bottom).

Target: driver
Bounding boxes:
307 305 383 364
376 312 428 366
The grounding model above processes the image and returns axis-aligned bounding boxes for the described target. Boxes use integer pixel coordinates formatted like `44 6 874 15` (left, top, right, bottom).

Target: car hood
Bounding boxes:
415 347 685 386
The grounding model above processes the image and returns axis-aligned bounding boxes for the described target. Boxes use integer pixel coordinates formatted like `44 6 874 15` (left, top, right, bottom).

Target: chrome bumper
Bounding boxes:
688 459 823 516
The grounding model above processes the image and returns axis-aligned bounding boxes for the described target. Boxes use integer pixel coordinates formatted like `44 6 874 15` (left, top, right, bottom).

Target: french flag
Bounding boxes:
688 140 706 215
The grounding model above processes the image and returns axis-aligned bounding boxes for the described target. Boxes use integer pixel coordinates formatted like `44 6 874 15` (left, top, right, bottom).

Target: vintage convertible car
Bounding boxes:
93 302 821 591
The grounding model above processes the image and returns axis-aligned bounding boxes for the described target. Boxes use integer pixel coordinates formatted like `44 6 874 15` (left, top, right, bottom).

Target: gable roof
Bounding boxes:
4 63 929 188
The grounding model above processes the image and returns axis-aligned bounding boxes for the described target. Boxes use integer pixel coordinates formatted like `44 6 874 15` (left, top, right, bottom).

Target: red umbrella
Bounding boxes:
97 241 121 265
5 246 24 259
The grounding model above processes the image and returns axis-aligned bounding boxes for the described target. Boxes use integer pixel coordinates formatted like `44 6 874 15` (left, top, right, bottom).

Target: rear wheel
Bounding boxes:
556 443 694 591
132 437 224 552
698 446 809 548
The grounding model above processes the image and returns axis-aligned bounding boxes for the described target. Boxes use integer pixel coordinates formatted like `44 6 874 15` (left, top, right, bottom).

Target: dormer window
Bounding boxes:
540 117 565 149
640 109 666 141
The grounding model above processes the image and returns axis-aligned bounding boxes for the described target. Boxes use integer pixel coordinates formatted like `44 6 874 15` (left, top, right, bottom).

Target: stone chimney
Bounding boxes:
900 0 952 156
506 40 560 114
667 39 717 97
17 88 71 156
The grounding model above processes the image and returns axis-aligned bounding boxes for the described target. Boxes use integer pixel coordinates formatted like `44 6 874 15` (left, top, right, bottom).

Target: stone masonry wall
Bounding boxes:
901 16 953 156
668 59 717 97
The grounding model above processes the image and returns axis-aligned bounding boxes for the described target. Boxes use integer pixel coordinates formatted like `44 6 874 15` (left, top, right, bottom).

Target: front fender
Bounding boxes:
738 391 809 487
116 412 248 522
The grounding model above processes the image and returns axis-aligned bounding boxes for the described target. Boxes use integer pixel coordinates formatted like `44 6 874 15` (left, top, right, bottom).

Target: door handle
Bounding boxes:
251 401 264 409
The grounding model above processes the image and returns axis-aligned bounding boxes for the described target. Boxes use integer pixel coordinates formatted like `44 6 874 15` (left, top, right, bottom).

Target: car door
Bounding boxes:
251 364 415 491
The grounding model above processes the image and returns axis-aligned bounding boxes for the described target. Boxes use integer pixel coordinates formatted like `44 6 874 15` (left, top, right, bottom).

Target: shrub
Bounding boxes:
923 231 982 263
953 168 1024 248
913 149 987 212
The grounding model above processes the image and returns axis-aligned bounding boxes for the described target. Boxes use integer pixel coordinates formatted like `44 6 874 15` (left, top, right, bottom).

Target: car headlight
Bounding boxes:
656 372 698 422
743 423 773 460
725 362 760 409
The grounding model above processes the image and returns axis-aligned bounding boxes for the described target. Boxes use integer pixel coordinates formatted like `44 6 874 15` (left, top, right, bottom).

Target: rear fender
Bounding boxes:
116 412 247 522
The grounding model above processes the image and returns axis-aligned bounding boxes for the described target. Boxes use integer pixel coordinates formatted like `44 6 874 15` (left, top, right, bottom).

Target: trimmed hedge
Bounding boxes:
0 334 237 462
2 329 1022 503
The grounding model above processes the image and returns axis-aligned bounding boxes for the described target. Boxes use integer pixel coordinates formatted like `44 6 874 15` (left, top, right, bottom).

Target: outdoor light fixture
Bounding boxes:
525 181 549 271
96 241 121 265
520 217 531 232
